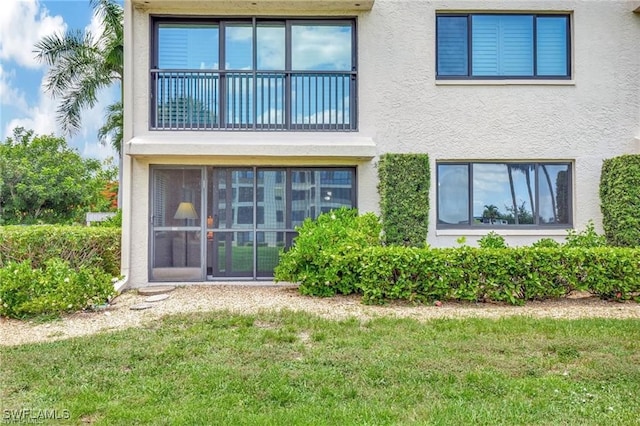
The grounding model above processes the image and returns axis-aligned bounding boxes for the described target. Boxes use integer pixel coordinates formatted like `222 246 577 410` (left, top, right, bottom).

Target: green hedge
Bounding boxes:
377 154 430 247
0 225 121 276
276 210 639 304
600 154 640 247
358 246 640 304
0 259 116 318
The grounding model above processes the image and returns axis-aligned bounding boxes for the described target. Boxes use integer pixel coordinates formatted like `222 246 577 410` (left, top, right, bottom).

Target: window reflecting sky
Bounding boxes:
292 25 352 71
158 22 352 71
156 21 353 127
438 163 570 226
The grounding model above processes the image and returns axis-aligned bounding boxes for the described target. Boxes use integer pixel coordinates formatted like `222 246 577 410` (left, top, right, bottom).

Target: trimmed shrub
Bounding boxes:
0 259 116 318
564 220 607 248
276 212 639 304
274 208 382 296
600 154 640 247
377 154 430 247
0 225 120 276
478 231 507 249
532 238 561 248
358 246 640 305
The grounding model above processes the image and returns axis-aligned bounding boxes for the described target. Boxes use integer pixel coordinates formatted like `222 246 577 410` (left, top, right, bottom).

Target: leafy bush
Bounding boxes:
0 259 116 318
532 238 561 248
95 209 122 227
600 154 640 247
564 220 607 248
0 225 120 276
358 246 640 305
274 208 381 296
478 231 507 249
377 154 430 247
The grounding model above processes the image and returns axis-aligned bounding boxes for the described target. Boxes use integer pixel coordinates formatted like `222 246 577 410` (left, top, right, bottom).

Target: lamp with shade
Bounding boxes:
174 202 198 222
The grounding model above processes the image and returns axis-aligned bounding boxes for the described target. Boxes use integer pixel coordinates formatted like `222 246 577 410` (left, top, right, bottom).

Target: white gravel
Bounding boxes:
1 284 639 347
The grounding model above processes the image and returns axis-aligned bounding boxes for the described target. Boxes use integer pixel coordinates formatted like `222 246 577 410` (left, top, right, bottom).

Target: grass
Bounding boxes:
216 246 281 273
1 312 639 425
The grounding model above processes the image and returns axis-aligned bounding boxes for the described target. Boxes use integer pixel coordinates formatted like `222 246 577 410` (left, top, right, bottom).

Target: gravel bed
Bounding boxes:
2 284 639 347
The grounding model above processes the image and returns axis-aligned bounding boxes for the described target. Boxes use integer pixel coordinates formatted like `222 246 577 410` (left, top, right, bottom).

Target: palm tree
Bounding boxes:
482 204 500 223
34 0 123 154
98 101 123 150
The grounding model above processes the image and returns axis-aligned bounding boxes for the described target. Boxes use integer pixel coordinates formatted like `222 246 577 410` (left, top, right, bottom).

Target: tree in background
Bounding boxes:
34 0 123 155
89 157 119 212
0 128 115 225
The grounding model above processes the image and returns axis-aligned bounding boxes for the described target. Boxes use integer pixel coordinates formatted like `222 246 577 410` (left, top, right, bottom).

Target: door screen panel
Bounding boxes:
150 168 203 282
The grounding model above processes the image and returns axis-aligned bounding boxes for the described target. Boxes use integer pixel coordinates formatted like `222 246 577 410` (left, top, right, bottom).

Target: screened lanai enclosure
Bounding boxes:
150 166 356 281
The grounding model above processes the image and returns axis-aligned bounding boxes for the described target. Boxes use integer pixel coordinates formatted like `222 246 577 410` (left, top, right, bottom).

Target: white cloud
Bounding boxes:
0 0 67 69
292 25 352 71
4 75 59 137
0 65 29 113
1 1 118 160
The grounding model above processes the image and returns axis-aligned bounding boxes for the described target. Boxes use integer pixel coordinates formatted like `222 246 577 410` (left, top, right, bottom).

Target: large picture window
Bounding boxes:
437 162 571 227
152 18 357 131
437 13 570 79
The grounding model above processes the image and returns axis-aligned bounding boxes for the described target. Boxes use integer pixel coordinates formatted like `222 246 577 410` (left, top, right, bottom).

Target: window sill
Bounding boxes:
436 79 575 86
436 228 570 237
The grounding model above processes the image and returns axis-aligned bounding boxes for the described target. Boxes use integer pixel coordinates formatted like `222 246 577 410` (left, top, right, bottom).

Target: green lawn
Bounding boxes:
216 246 281 273
1 312 639 425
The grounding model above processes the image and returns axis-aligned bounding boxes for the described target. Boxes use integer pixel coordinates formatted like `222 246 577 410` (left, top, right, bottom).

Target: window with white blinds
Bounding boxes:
437 14 570 79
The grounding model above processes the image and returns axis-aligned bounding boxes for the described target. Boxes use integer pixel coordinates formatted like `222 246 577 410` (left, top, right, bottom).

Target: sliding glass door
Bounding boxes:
207 168 290 278
150 166 355 281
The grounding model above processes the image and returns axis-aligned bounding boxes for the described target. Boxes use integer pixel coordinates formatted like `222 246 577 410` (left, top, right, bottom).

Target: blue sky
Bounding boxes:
0 0 119 160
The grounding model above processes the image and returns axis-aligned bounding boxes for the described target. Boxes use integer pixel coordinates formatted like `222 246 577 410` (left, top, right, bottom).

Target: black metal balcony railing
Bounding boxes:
151 69 357 131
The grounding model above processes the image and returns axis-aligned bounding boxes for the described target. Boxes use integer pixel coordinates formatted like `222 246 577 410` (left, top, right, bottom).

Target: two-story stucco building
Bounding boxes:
121 0 640 287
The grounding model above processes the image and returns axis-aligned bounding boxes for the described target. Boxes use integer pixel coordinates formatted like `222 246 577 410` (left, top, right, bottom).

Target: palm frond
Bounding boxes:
98 101 123 154
41 33 103 98
90 0 123 41
56 60 115 135
34 0 123 138
34 29 87 67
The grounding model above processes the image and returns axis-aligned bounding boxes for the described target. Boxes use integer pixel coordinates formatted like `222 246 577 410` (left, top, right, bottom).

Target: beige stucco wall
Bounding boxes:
356 0 640 247
123 0 640 286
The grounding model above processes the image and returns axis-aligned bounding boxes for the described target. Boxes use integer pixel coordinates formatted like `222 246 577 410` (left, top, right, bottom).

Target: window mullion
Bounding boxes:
219 21 227 128
252 17 257 130
467 15 472 77
253 166 257 280
285 21 292 130
531 163 540 226
533 16 538 77
468 163 473 226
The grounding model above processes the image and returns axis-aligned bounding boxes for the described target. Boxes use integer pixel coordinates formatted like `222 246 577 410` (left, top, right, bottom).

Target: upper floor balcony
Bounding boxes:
150 17 357 132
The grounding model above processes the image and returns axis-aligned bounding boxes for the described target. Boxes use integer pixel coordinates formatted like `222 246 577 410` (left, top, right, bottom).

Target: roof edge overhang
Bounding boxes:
131 0 374 13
